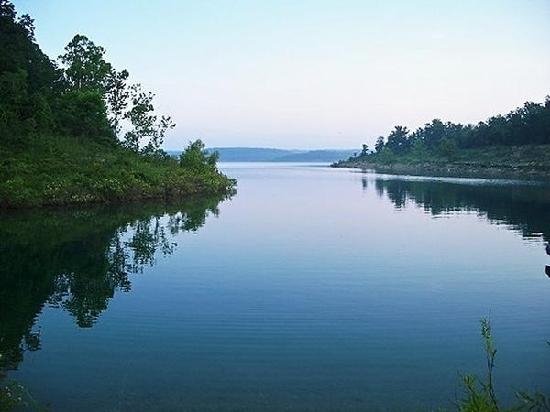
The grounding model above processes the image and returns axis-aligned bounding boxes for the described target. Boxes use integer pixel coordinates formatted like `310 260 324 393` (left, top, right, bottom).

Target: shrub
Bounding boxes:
54 90 114 141
179 139 219 174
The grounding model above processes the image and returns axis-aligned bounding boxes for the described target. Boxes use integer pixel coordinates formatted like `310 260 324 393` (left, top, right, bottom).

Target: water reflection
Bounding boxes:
367 174 550 278
0 195 227 374
368 175 550 241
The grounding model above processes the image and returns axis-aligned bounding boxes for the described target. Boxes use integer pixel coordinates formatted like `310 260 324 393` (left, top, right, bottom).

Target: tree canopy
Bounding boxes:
0 0 174 154
365 98 550 159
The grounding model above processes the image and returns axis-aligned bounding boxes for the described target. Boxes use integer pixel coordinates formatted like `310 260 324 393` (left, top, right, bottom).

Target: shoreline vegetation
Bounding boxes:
332 98 550 180
0 1 233 209
456 319 549 412
1 136 234 208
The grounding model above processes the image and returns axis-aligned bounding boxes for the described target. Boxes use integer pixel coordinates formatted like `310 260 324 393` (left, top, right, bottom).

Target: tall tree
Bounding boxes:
374 136 385 153
179 139 219 172
59 35 112 92
105 69 129 135
0 0 59 140
123 84 175 154
385 125 410 153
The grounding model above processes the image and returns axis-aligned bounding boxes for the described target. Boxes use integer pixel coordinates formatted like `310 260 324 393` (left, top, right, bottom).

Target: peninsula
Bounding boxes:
0 2 233 208
333 100 550 180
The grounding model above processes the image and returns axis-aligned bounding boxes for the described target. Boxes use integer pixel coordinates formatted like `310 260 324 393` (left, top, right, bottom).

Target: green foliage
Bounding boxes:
57 34 174 151
0 135 233 208
179 139 220 173
105 68 129 134
0 69 29 140
337 143 550 179
515 391 550 411
59 34 112 92
385 125 411 154
439 137 458 160
0 1 60 141
0 0 173 148
350 97 550 165
411 139 428 160
123 84 175 155
458 319 499 412
375 136 385 153
54 89 114 140
376 147 396 165
0 0 232 207
456 319 549 412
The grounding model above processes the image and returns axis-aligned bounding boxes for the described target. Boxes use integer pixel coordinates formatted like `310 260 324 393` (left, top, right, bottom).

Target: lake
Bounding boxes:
1 163 550 411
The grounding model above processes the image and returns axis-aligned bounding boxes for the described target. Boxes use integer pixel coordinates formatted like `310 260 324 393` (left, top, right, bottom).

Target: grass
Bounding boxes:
455 319 549 412
0 135 234 208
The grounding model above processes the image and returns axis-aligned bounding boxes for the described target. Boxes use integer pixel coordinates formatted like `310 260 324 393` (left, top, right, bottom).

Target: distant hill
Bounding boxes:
168 147 356 162
209 147 299 162
274 150 357 162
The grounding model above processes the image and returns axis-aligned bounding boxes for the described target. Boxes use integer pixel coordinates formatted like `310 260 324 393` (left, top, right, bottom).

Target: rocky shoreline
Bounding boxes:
332 160 550 181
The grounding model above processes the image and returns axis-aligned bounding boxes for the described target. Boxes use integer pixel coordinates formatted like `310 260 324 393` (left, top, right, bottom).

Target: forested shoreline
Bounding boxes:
334 98 550 179
0 0 233 208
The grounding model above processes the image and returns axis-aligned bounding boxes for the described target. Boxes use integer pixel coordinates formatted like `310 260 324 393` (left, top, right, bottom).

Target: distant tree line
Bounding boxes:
357 97 550 159
0 0 173 155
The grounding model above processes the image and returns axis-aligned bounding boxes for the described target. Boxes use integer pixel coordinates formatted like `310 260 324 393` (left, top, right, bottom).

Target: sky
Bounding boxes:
13 0 550 149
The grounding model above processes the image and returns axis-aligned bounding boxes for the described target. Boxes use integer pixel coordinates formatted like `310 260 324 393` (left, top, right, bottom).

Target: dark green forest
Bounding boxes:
363 97 550 155
0 0 232 207
336 96 550 177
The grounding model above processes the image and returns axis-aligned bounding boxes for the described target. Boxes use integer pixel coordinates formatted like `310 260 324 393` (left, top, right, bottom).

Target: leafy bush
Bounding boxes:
179 139 219 173
456 319 549 412
439 137 458 160
54 90 113 141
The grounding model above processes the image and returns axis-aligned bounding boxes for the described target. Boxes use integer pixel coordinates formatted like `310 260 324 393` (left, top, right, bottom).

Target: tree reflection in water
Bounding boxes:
0 194 228 373
366 174 550 242
366 174 550 281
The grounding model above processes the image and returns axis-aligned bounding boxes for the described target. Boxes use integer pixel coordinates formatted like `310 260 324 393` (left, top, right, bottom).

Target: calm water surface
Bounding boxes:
1 163 550 411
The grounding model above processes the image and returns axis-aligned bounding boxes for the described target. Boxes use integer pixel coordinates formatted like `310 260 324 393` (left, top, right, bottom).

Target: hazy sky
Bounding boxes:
13 0 550 149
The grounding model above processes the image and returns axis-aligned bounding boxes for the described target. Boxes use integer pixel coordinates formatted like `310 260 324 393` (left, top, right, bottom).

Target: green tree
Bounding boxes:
0 0 15 19
0 0 59 141
55 89 113 140
377 147 395 165
374 136 385 153
105 68 129 135
385 125 410 153
59 34 112 92
0 69 28 140
418 119 446 148
411 139 427 161
123 84 175 154
179 139 219 173
439 137 458 160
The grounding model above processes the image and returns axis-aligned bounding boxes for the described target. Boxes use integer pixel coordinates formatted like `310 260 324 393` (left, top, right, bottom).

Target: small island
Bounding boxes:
332 101 550 180
0 3 233 208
